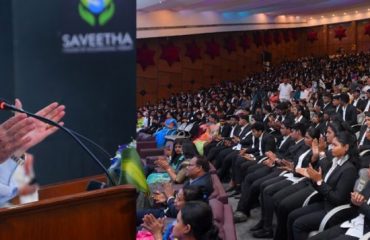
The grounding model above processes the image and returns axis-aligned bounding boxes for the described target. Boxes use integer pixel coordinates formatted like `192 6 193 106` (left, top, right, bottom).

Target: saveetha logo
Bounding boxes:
79 0 115 26
61 0 134 53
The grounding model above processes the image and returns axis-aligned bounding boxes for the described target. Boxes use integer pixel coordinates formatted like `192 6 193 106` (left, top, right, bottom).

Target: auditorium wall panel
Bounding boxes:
327 22 354 54
137 19 370 107
357 20 370 52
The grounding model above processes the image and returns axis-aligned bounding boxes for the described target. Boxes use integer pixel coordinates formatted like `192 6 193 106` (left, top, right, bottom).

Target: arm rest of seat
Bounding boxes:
257 156 268 164
360 231 370 240
360 149 370 157
318 204 352 232
302 191 318 207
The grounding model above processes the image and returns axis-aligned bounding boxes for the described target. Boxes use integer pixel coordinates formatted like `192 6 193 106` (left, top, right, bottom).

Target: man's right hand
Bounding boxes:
0 114 35 163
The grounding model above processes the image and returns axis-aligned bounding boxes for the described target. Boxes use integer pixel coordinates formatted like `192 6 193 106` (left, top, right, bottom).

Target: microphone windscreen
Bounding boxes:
354 168 369 192
86 181 107 191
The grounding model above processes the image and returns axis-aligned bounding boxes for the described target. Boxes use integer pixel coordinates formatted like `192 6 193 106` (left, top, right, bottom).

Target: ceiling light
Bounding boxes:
355 11 358 13
344 12 346 15
332 14 335 17
310 17 313 19
321 15 324 18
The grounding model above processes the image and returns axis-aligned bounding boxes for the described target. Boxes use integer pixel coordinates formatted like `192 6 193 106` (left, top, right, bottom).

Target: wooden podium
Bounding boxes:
0 175 136 240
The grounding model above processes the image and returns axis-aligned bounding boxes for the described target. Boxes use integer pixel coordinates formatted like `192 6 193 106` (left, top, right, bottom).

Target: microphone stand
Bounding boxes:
1 102 116 186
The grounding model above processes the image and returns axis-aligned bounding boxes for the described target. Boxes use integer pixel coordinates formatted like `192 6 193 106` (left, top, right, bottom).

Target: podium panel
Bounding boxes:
2 176 136 240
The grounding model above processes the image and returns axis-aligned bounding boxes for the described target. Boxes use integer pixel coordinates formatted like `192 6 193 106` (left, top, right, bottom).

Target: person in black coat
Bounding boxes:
352 89 367 113
288 132 358 240
338 93 358 126
233 123 308 224
321 92 334 113
226 122 275 195
213 115 252 179
251 127 320 238
271 120 352 240
311 112 326 135
308 168 370 240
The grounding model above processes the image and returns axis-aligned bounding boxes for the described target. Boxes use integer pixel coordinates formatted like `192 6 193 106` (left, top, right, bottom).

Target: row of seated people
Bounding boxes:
135 87 370 239
137 53 370 149
202 108 370 239
135 139 236 240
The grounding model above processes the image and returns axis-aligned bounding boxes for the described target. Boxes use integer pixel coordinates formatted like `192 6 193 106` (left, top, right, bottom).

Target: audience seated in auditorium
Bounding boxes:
142 201 220 240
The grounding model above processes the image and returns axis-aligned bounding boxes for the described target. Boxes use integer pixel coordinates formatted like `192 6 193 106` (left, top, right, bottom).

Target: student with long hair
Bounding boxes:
142 201 220 240
288 131 358 240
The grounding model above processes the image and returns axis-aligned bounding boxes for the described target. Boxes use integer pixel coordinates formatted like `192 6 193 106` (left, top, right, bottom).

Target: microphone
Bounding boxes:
0 99 116 186
354 168 369 192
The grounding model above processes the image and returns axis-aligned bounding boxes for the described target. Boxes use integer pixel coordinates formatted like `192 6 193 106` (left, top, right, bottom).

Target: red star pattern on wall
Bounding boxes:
224 36 236 54
273 31 281 45
334 26 346 40
205 39 220 59
136 43 155 70
160 42 181 66
364 23 370 36
185 41 202 63
239 34 251 52
307 31 318 42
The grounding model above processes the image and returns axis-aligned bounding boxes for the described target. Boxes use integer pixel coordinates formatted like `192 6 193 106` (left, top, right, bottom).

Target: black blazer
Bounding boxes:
314 157 357 210
358 125 370 148
240 133 253 147
322 102 334 113
276 136 296 157
338 104 358 126
248 133 276 158
295 116 309 128
312 122 327 135
352 98 367 113
231 125 241 138
237 124 252 139
219 124 232 138
279 139 308 161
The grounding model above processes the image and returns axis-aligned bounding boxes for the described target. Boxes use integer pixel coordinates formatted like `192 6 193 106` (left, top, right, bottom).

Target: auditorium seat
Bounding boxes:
139 148 164 159
209 162 217 174
210 173 228 204
137 140 157 153
209 199 237 240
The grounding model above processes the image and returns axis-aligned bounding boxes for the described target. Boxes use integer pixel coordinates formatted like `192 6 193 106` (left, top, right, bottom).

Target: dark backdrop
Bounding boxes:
0 0 136 184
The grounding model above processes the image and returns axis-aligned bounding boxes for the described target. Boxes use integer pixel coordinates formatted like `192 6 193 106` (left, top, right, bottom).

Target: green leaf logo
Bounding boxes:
79 0 115 27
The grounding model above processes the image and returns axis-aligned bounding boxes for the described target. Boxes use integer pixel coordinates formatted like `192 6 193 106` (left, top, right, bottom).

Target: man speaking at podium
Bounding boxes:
0 99 65 206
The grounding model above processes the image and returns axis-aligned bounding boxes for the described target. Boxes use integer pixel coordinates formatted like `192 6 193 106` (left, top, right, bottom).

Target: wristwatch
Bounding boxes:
11 154 25 164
